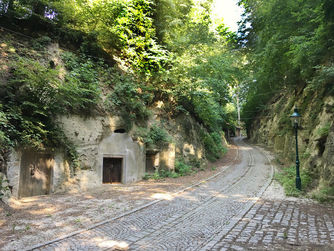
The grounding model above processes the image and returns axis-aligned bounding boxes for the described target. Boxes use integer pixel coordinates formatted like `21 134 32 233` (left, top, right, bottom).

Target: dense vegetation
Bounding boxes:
239 0 334 130
238 0 334 200
0 0 333 200
0 0 240 169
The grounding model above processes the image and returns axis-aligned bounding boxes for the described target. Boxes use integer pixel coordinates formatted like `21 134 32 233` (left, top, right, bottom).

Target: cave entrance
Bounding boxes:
103 157 122 184
18 152 53 198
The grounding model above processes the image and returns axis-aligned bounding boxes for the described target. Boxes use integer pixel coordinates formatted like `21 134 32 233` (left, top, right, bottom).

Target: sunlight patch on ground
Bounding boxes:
238 146 252 150
230 194 260 203
215 194 228 199
151 193 173 200
28 207 57 215
93 237 129 249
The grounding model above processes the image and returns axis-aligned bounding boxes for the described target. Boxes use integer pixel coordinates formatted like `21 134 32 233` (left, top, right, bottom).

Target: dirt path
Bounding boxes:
0 141 238 251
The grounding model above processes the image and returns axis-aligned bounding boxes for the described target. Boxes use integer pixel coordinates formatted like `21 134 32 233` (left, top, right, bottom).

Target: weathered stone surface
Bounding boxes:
59 115 146 186
212 199 334 250
0 172 11 203
159 143 176 171
5 115 146 197
6 150 21 197
249 89 334 193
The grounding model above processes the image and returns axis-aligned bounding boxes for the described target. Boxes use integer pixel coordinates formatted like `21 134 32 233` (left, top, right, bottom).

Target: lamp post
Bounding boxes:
290 107 301 190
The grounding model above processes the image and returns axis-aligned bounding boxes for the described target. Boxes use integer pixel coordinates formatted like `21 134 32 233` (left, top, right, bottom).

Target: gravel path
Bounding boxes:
28 137 274 250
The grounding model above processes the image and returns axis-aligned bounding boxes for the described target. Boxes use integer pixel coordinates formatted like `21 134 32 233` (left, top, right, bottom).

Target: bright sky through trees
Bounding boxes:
211 0 243 32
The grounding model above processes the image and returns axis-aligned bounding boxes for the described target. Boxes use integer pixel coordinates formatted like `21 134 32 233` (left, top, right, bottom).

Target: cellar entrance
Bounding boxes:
18 152 54 197
103 158 122 184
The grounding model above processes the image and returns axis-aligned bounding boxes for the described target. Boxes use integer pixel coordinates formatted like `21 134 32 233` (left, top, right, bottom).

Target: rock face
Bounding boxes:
5 112 222 198
249 86 334 191
58 115 146 186
6 115 146 198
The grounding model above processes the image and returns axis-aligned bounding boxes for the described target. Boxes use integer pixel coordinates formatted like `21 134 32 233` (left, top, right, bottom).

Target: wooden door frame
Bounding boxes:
101 154 126 184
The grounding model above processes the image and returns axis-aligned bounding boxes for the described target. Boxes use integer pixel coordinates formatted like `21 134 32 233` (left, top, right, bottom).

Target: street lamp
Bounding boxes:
290 107 301 190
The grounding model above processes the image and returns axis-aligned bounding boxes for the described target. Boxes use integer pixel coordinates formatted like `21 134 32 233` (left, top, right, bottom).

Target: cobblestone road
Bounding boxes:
28 138 274 250
211 199 334 250
26 139 334 251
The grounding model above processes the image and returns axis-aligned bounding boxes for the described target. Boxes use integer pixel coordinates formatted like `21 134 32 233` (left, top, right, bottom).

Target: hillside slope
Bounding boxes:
0 27 231 198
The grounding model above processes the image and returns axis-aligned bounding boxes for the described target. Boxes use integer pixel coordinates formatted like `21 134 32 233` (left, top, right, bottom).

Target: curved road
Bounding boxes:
29 137 273 251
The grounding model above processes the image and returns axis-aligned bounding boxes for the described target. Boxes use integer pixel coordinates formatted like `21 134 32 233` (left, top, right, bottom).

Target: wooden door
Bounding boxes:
19 152 53 197
103 158 122 184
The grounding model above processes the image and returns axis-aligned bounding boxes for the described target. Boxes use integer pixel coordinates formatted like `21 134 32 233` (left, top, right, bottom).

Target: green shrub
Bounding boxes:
31 36 52 50
175 160 192 176
146 124 171 148
144 169 179 180
60 52 101 113
0 55 85 169
317 123 331 138
188 156 201 169
200 129 226 161
275 165 312 197
132 124 170 149
312 185 334 202
105 69 152 126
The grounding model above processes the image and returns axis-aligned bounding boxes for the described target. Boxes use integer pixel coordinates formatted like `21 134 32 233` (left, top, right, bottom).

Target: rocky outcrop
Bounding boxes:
249 85 334 193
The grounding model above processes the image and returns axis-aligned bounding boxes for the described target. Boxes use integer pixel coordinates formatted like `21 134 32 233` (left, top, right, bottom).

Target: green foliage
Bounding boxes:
60 52 101 113
0 107 11 147
316 123 331 138
111 0 170 74
105 69 152 127
31 36 52 50
187 156 201 169
175 160 192 176
275 165 312 197
239 0 334 131
143 159 193 180
3 57 62 149
0 49 93 169
132 124 170 149
1 54 100 149
200 129 226 161
143 169 178 180
168 42 240 133
1 0 241 167
312 184 334 202
146 124 171 148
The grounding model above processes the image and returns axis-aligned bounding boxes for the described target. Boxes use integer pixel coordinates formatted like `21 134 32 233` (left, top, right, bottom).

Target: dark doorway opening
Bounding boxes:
114 128 126 133
103 158 122 184
19 152 53 198
146 153 157 173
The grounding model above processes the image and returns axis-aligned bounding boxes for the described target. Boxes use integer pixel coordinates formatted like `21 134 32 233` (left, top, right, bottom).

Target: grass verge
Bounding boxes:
274 165 312 197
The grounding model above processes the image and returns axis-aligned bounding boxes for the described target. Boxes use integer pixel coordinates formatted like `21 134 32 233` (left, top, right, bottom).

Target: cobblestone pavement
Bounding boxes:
210 199 334 250
26 139 334 251
28 138 274 251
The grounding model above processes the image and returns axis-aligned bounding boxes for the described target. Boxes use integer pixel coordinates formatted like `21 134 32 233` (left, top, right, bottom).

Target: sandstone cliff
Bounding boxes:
248 84 334 199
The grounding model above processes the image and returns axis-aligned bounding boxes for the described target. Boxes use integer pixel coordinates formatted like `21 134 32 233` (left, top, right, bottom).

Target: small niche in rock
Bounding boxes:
114 129 126 133
317 136 327 156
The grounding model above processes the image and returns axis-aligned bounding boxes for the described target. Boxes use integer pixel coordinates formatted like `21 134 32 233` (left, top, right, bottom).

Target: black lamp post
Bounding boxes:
290 107 301 190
